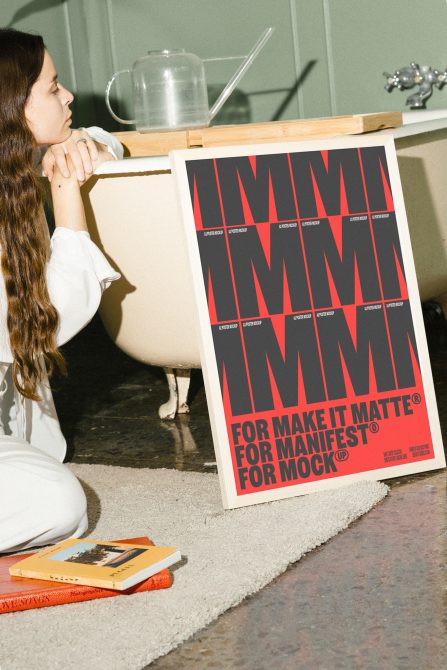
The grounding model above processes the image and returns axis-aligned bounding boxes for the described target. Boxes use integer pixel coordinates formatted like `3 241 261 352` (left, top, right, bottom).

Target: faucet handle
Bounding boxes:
383 65 420 91
435 70 447 88
383 71 400 91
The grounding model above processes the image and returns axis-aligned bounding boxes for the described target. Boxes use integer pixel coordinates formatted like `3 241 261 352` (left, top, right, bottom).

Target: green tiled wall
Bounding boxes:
2 0 447 129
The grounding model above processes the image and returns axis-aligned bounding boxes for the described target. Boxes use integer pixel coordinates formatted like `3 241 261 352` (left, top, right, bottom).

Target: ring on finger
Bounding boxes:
76 138 88 144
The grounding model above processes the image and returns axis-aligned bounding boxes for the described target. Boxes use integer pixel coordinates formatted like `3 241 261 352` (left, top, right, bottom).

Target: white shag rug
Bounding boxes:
0 465 388 669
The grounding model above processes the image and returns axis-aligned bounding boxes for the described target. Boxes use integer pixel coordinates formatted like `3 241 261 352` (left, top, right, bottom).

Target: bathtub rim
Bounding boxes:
95 114 447 177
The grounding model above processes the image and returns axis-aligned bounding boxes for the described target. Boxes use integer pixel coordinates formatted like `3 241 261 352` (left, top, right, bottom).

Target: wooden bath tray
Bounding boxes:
112 111 402 157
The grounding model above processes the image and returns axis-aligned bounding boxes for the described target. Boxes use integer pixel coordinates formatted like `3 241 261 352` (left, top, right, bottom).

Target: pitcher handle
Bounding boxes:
105 69 136 125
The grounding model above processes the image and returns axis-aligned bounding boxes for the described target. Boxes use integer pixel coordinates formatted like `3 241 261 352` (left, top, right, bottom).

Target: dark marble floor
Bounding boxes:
54 308 447 670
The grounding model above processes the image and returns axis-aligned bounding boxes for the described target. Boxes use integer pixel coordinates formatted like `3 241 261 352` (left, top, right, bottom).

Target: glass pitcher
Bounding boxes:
105 28 274 132
132 49 209 131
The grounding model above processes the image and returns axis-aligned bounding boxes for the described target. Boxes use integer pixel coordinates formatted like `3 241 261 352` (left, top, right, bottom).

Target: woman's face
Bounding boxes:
24 50 73 145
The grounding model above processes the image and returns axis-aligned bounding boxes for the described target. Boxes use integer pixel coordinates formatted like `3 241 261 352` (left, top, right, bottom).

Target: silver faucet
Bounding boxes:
383 63 447 108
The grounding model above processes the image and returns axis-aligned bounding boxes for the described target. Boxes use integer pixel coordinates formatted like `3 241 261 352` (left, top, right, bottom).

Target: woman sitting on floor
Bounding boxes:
0 28 122 553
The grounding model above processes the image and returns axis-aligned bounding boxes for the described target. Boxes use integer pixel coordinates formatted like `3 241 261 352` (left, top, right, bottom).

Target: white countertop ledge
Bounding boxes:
393 109 447 138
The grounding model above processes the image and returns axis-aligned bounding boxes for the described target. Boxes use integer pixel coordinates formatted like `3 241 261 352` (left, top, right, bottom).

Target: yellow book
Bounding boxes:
9 538 181 591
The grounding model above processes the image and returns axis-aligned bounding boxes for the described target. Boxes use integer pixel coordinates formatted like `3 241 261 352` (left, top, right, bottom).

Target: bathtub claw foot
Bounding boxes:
159 367 192 420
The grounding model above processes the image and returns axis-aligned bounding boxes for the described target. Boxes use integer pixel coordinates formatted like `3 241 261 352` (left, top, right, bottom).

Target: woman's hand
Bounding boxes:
50 154 88 232
42 129 115 184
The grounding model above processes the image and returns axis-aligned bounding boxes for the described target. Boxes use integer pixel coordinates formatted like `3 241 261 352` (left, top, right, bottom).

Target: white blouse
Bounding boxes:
0 228 119 362
0 123 123 362
0 127 122 460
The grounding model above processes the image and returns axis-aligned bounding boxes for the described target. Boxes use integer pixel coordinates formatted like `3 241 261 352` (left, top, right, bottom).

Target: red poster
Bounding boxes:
171 135 445 508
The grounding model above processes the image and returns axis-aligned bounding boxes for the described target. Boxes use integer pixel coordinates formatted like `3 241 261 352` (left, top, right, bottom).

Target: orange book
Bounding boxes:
0 536 172 614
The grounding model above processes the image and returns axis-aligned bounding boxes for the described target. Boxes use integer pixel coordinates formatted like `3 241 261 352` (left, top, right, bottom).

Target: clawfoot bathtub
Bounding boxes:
84 115 447 418
83 160 200 419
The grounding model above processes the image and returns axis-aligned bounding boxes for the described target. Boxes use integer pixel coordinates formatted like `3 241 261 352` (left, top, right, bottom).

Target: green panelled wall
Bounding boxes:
2 0 447 130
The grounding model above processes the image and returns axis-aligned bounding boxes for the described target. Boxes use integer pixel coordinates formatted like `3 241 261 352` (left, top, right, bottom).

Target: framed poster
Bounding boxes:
170 133 445 509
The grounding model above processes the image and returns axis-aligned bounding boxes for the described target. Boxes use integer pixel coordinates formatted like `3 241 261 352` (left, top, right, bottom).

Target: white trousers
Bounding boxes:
0 436 87 554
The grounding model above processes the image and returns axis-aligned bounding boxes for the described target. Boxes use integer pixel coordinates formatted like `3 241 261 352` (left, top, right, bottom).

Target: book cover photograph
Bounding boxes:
9 538 181 591
1 537 172 615
171 133 445 509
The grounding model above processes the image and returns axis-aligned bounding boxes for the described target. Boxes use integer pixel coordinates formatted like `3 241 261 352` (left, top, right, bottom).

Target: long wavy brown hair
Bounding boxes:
0 28 66 400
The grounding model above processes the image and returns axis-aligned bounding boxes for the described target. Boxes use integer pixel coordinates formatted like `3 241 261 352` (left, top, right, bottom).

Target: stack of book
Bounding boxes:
1 536 180 614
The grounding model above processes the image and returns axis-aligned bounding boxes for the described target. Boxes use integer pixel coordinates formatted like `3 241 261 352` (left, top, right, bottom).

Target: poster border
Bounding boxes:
170 132 445 509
